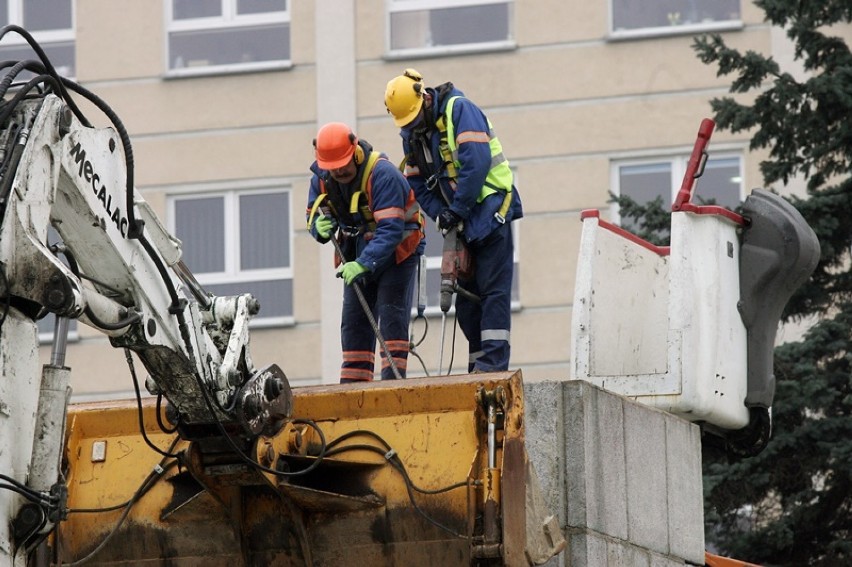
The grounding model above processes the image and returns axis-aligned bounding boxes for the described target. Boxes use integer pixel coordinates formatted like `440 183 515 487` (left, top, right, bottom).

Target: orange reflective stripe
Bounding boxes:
456 130 490 145
381 339 410 352
373 207 404 222
382 357 407 371
343 351 375 363
395 231 422 264
341 368 374 381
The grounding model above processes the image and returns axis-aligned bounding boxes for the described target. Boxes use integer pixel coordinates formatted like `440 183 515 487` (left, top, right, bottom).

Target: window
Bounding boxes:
416 217 520 315
612 154 743 229
167 0 290 76
169 188 293 325
610 0 740 39
0 0 75 76
387 0 514 57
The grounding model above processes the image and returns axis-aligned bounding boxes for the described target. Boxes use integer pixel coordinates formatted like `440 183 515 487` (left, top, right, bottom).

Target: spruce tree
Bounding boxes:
693 3 852 565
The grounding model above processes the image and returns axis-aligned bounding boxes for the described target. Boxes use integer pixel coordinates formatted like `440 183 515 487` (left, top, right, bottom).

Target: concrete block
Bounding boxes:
606 539 651 567
524 380 566 525
536 549 564 567
565 532 689 567
624 401 669 554
665 415 705 564
525 380 705 566
650 552 688 567
566 531 607 567
564 381 628 540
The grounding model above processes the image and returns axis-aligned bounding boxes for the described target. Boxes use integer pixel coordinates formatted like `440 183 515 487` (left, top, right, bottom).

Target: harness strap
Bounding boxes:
349 151 382 232
307 193 328 229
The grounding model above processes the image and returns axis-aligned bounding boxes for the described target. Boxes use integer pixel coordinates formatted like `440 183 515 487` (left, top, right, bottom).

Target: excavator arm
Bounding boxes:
0 29 290 561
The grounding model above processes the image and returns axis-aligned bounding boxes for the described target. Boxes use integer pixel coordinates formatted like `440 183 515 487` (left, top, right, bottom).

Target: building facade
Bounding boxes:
23 0 814 399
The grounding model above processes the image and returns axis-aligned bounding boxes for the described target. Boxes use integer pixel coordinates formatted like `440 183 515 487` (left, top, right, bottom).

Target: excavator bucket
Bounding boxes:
54 371 564 566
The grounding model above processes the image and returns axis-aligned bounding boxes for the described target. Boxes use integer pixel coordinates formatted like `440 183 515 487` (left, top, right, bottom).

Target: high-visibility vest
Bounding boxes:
438 96 514 220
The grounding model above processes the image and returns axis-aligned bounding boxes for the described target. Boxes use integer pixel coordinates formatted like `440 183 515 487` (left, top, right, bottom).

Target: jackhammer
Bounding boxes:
438 223 479 374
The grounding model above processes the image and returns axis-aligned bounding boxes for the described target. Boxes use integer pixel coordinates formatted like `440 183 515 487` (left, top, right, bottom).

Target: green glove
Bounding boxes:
337 261 369 285
315 215 336 239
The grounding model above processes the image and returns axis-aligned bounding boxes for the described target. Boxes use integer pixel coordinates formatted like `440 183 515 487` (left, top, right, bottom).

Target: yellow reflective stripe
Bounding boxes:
361 151 381 194
373 207 404 221
498 190 512 219
307 193 328 229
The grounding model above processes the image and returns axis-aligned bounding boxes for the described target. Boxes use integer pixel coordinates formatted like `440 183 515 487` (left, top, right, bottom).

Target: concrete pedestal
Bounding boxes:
525 380 705 567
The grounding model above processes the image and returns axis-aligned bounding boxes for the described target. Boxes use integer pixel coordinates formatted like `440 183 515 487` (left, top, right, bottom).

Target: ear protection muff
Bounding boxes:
350 132 365 165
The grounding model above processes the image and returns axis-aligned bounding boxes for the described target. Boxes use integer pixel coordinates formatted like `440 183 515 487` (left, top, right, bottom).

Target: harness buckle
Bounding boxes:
494 212 506 225
340 225 361 238
425 174 440 192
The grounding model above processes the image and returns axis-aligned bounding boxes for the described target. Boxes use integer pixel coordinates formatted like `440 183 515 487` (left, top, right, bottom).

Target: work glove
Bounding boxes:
437 208 463 236
337 261 369 285
314 215 337 239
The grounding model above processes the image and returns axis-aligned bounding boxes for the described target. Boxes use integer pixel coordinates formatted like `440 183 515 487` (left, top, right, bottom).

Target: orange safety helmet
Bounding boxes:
314 122 358 170
384 68 424 127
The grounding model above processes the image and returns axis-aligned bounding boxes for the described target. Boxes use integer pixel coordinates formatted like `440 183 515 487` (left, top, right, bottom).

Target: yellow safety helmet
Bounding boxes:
384 68 424 127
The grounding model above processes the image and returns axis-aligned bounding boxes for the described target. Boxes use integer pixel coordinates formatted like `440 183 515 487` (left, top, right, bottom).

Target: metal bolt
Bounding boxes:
264 377 283 401
46 289 65 309
58 105 73 138
247 296 260 315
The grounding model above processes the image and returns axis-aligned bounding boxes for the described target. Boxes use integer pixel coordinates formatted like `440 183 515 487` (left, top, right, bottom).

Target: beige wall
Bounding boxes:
38 1 799 399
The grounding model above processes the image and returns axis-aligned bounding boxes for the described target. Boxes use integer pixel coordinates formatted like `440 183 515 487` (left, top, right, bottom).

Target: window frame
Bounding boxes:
0 0 76 77
609 150 745 226
385 0 515 59
164 0 292 78
167 183 295 327
607 0 742 42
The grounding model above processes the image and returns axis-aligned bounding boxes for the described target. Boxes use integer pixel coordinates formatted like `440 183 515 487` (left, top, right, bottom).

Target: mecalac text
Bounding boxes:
69 142 129 237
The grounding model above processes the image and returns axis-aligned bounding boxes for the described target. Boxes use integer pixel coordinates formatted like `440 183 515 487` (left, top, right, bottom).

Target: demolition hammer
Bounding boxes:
437 223 479 374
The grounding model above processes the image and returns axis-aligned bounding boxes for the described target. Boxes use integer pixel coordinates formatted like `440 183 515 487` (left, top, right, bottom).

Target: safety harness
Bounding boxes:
308 150 423 264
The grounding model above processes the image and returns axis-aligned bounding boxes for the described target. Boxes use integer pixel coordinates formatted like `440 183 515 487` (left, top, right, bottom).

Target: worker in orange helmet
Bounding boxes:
306 122 425 382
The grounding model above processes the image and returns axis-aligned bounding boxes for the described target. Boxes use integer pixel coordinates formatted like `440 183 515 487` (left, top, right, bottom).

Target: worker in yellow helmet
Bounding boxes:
306 122 425 382
384 69 523 373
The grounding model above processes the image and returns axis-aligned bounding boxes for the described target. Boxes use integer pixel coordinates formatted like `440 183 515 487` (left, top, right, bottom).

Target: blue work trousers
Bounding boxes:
340 254 418 382
456 221 514 372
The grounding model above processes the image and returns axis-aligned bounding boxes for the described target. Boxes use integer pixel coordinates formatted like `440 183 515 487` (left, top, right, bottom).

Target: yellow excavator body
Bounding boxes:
55 371 563 566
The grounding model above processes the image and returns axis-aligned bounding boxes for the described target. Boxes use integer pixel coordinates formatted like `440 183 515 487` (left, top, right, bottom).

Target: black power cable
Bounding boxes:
123 348 182 459
62 443 180 566
0 25 90 127
322 429 472 539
